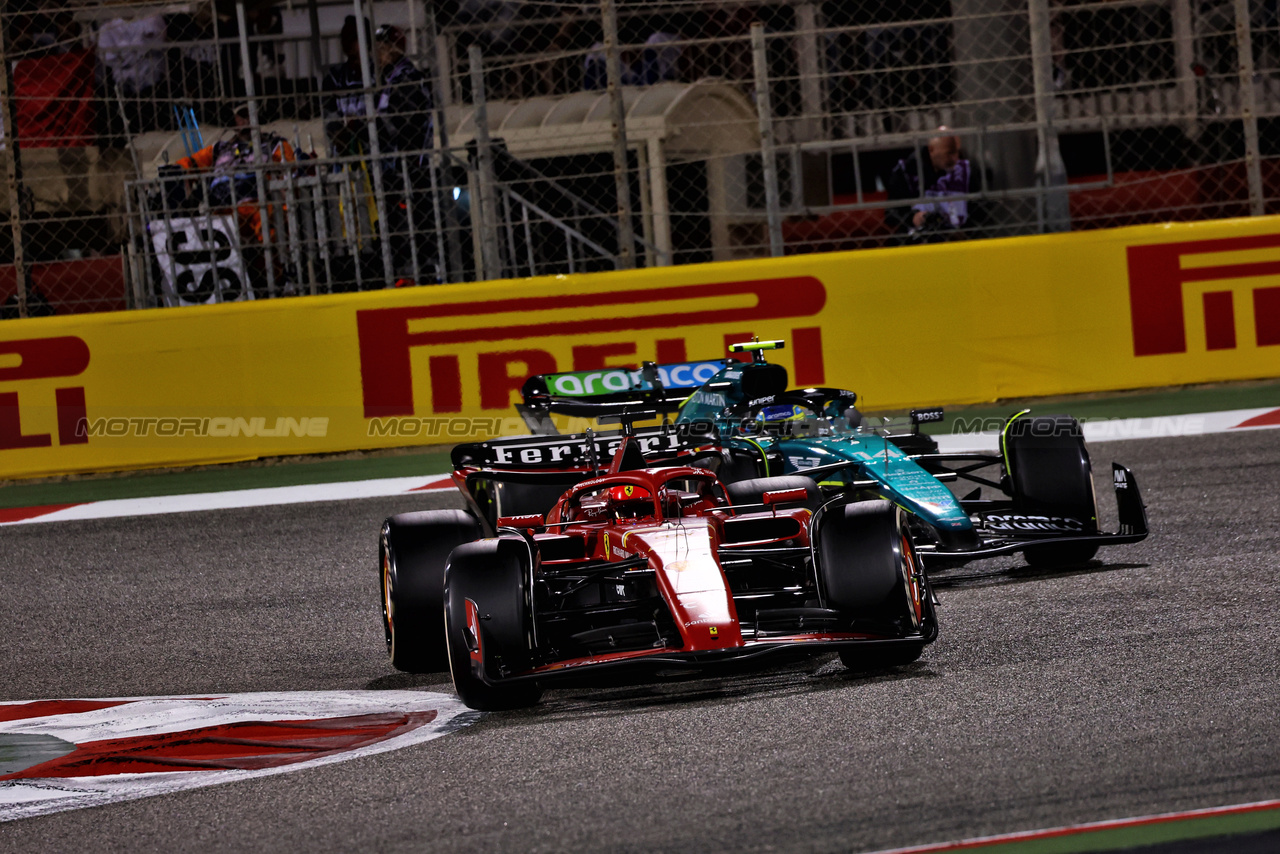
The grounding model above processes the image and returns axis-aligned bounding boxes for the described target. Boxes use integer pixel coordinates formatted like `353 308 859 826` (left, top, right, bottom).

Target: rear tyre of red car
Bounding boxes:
380 509 483 673
444 538 543 711
814 500 929 672
1001 413 1099 569
725 475 823 511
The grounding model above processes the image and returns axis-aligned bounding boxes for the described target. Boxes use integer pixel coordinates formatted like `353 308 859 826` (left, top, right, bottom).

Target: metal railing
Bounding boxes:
122 138 639 307
1 0 1277 317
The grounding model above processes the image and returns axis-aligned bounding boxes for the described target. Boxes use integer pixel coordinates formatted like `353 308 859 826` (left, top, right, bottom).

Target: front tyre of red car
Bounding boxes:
444 538 542 711
815 500 930 672
380 509 483 673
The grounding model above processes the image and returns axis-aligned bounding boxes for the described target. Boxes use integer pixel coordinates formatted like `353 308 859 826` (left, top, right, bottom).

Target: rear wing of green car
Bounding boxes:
518 359 729 433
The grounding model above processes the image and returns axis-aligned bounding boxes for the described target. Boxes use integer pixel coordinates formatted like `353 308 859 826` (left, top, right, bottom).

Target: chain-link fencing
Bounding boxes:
0 0 1275 317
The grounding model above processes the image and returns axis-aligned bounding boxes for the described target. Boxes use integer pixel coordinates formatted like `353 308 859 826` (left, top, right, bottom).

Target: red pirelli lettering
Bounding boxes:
357 277 826 416
1128 234 1280 355
0 336 90 382
0 336 92 451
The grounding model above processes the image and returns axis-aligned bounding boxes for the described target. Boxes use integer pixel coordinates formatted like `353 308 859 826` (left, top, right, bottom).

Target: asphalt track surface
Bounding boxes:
2 430 1278 853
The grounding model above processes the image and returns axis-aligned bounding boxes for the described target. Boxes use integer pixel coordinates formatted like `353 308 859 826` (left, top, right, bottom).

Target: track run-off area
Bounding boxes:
1 426 1278 852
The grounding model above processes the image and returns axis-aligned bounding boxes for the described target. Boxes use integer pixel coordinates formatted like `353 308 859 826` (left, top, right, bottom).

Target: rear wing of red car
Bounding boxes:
451 422 719 473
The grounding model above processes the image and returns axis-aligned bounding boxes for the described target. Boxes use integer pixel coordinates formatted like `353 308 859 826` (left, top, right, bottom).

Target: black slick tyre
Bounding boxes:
814 500 928 671
444 538 543 711
380 509 482 673
1001 413 1099 568
725 475 823 511
717 448 764 484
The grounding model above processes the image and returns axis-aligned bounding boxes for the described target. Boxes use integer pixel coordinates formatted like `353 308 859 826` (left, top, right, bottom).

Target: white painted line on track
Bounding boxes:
932 406 1280 453
0 691 478 822
0 474 455 526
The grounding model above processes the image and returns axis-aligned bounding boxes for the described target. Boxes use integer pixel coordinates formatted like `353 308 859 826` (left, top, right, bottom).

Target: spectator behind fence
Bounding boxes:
374 24 437 283
374 26 432 157
323 15 372 158
453 0 524 54
583 40 641 90
97 14 171 138
249 3 284 79
641 30 684 85
885 129 980 243
583 24 684 92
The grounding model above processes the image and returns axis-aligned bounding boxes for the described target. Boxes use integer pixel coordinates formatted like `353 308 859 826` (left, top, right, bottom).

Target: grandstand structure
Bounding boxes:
0 0 1275 315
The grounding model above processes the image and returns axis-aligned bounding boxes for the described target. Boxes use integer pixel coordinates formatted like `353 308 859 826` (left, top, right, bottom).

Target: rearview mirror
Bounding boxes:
761 488 809 512
497 514 544 530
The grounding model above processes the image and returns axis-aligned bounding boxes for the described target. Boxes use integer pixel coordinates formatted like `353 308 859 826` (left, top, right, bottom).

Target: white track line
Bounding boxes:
932 406 1280 453
1 475 454 526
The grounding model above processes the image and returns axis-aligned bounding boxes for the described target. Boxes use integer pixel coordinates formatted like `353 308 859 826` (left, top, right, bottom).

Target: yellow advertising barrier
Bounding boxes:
3 215 1280 480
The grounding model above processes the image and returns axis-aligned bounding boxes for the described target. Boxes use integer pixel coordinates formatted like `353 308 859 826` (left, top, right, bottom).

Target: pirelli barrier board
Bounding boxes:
3 215 1280 480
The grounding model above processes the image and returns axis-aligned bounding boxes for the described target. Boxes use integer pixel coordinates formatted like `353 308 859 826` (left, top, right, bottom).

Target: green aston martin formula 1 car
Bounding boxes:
458 340 1148 570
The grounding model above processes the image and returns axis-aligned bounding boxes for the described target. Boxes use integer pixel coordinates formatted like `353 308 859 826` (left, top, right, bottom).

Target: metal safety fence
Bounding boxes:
1 0 1276 317
125 139 632 306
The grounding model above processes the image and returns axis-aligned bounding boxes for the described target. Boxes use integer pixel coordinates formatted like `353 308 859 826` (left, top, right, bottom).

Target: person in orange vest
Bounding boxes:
166 102 296 246
160 103 299 293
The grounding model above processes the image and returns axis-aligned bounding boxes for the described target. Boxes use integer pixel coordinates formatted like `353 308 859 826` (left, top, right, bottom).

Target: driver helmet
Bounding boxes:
608 483 650 502
756 403 808 424
608 483 653 518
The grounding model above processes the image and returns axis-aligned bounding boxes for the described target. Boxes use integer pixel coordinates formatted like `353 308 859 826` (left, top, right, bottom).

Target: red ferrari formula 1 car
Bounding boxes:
380 434 937 710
